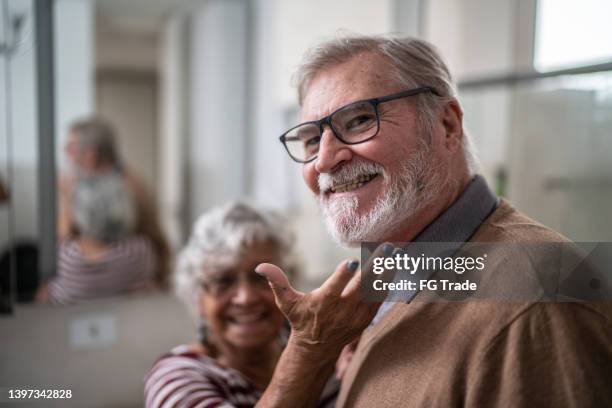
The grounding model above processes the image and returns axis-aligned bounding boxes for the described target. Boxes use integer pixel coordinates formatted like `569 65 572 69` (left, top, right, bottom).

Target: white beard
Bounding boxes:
317 141 441 247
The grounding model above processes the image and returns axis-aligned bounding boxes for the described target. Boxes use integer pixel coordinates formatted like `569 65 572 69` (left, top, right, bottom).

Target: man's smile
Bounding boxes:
329 173 379 193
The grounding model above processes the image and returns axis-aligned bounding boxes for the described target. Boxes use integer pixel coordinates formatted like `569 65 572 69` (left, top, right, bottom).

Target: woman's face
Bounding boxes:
199 242 286 351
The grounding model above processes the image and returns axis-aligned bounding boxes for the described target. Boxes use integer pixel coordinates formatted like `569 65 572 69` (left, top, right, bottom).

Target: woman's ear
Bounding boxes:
196 288 206 319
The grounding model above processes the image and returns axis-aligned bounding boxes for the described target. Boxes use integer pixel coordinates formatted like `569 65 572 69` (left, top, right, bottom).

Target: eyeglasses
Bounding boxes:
201 270 270 298
279 86 440 163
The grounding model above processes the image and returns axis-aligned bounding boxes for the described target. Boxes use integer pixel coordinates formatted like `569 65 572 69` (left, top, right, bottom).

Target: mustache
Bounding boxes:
318 158 385 193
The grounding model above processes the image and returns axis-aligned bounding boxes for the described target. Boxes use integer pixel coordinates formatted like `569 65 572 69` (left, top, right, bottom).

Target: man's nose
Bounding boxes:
314 125 352 173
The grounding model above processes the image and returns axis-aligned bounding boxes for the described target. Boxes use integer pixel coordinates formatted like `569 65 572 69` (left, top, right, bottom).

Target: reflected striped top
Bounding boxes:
47 236 156 305
144 345 261 408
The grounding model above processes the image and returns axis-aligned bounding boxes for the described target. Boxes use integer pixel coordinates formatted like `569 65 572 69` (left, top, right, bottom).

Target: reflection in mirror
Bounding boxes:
37 169 160 305
46 0 172 305
39 117 170 305
2 1 192 406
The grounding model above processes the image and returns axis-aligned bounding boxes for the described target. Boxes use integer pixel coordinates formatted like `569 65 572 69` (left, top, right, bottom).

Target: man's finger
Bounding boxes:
255 263 302 313
343 242 396 297
321 259 360 295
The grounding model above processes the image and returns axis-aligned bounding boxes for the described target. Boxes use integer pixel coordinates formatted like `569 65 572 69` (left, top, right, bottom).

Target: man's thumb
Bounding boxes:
255 263 300 313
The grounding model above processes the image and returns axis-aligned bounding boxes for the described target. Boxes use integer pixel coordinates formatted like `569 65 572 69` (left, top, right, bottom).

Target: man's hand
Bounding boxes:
254 243 395 407
257 242 394 356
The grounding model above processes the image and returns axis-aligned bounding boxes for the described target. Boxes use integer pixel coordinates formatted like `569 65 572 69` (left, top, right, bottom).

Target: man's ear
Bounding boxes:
441 99 463 152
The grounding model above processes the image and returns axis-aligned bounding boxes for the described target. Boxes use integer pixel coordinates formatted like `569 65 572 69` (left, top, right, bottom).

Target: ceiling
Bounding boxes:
93 0 200 70
94 0 199 36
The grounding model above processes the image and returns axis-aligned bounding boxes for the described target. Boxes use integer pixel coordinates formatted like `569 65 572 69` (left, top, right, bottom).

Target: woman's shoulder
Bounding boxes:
163 343 214 363
144 344 261 408
147 344 251 385
57 240 89 265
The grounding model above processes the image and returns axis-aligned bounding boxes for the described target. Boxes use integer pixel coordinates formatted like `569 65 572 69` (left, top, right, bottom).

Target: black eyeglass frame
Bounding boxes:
279 86 441 163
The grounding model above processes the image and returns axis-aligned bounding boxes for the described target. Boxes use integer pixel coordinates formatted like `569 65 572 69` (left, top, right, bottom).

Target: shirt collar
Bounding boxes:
414 174 499 243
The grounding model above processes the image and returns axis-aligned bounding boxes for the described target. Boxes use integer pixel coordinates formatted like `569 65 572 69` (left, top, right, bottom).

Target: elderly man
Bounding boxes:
255 36 612 407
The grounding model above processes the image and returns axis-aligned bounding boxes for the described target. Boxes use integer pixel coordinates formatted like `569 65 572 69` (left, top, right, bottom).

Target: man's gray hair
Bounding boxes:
174 202 301 318
69 117 120 166
72 174 136 242
294 34 479 174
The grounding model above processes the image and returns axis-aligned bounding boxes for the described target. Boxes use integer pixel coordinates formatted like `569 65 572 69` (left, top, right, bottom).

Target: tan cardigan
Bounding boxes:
337 200 612 407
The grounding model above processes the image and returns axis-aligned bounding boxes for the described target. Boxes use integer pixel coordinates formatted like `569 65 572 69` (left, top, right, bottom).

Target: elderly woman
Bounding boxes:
144 202 307 407
36 174 157 304
59 117 171 288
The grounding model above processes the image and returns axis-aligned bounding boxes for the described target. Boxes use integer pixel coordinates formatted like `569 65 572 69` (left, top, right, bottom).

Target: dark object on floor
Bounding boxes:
0 240 40 303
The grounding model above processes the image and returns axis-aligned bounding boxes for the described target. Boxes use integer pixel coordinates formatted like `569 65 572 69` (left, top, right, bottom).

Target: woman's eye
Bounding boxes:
216 277 234 287
207 277 235 293
251 272 270 287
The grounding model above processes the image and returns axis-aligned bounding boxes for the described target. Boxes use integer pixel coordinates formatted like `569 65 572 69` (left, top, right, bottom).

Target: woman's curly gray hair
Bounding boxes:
72 174 136 242
174 202 300 318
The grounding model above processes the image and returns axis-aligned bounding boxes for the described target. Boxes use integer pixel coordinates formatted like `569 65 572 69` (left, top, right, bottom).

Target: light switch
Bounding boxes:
69 313 118 349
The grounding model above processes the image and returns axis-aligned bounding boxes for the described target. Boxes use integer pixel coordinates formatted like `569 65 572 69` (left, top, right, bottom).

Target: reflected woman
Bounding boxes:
144 202 302 407
60 117 171 288
36 174 157 304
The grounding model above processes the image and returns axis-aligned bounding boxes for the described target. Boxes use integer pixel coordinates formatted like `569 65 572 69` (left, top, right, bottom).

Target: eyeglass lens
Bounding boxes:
284 100 379 162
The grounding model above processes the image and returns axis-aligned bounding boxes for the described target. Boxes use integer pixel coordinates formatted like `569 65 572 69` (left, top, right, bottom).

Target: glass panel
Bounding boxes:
461 71 612 241
535 0 612 71
0 0 39 309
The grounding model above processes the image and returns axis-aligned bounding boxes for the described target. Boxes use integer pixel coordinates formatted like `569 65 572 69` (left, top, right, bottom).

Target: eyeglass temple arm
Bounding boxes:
375 86 441 104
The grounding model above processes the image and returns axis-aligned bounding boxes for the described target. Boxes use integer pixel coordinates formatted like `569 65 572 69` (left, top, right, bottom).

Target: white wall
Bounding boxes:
158 11 189 248
424 0 517 79
96 73 158 192
54 0 95 167
187 0 249 222
276 0 393 106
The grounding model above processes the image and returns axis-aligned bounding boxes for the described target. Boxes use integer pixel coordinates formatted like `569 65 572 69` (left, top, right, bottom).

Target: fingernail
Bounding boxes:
254 267 266 277
382 243 394 255
391 248 403 256
347 260 360 272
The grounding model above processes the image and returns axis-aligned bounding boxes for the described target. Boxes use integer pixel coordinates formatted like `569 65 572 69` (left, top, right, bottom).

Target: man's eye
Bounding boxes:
303 136 321 147
345 114 376 131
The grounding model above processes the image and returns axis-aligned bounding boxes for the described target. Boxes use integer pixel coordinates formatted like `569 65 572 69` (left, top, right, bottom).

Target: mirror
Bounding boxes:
45 0 171 306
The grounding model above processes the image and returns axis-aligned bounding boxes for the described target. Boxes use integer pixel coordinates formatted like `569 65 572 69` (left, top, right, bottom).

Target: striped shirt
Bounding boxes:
47 236 157 305
144 345 261 408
